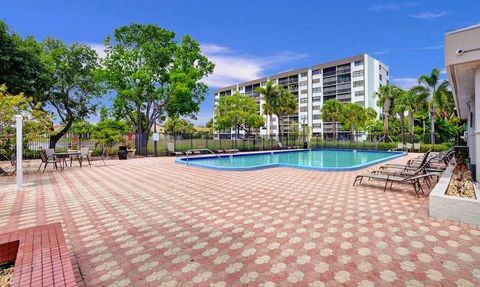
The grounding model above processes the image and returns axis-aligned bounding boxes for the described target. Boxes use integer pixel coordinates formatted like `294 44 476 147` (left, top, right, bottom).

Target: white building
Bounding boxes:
214 54 389 139
445 24 480 181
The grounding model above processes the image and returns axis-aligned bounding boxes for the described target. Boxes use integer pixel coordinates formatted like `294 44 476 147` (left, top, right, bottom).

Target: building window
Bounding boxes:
352 70 364 77
379 74 383 81
300 81 307 86
312 114 321 120
300 106 308 112
271 117 276 122
300 98 308 104
312 105 321 110
301 89 308 94
355 101 365 106
312 78 321 84
353 80 364 87
312 87 322 93
312 96 321 102
313 123 321 128
355 91 365 97
312 69 321 75
300 115 307 121
301 72 307 77
354 60 364 66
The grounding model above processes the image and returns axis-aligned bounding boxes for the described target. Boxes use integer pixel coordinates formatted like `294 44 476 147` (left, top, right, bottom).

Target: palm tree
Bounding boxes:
341 103 366 142
256 80 278 136
275 87 298 140
418 68 448 145
393 88 408 144
403 86 429 143
320 99 344 141
374 84 398 142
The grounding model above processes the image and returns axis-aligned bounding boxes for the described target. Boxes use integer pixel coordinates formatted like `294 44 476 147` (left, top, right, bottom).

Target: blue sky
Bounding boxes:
1 0 479 125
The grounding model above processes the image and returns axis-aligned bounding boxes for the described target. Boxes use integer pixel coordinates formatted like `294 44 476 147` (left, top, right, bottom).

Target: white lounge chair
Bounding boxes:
167 143 183 156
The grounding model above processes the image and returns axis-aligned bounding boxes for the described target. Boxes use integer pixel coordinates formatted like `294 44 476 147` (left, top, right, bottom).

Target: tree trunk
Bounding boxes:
351 124 355 142
408 111 414 144
333 121 337 142
400 112 405 144
49 119 73 149
383 113 389 142
430 107 435 145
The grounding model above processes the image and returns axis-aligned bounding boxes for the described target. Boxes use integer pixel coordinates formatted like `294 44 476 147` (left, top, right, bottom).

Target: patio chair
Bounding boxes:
37 149 59 173
79 147 93 167
45 148 55 160
382 150 431 170
167 143 183 156
393 143 405 151
0 153 16 176
413 143 421 152
405 143 413 152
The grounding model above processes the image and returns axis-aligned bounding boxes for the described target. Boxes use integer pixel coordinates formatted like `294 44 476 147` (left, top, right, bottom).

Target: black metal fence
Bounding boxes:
0 130 459 161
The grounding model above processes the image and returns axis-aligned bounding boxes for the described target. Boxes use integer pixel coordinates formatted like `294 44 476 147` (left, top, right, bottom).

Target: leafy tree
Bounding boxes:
92 115 129 146
164 117 195 134
320 99 344 140
102 23 214 140
417 68 449 144
341 103 366 142
205 118 214 133
256 81 297 139
0 84 51 162
289 122 310 141
374 84 398 141
393 89 408 144
0 21 48 98
40 38 103 148
214 93 264 137
401 86 429 143
70 120 94 136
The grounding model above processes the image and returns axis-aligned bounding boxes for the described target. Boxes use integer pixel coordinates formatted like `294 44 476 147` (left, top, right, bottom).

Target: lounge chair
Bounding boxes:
38 149 59 173
167 143 183 156
353 172 434 197
382 150 431 170
405 143 413 152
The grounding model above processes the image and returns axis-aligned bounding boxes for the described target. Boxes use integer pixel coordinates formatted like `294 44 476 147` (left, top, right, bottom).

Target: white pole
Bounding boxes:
15 115 23 191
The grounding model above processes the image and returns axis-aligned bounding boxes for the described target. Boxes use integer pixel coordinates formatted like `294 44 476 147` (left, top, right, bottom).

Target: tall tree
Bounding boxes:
40 38 103 148
102 24 214 139
374 84 397 141
402 86 429 143
341 103 366 142
0 20 48 98
320 99 344 141
164 117 195 134
393 88 408 144
214 93 264 137
418 68 447 145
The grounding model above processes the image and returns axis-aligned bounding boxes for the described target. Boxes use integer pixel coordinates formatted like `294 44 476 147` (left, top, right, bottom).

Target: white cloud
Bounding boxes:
88 43 107 58
410 11 448 20
391 77 418 89
201 43 308 88
369 2 419 11
373 45 443 55
440 68 447 75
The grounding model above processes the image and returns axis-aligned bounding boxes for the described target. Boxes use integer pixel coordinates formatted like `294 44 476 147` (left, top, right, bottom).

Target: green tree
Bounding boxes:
164 117 195 134
418 68 449 144
214 93 264 137
256 81 297 139
40 38 103 148
374 84 397 141
205 118 214 133
102 23 214 140
0 21 48 98
70 120 94 135
92 116 129 146
401 86 429 143
320 99 344 140
341 103 366 142
393 88 408 144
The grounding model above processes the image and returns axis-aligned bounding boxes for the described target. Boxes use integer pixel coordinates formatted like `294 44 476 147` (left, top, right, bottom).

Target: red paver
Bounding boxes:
0 223 76 287
0 153 479 286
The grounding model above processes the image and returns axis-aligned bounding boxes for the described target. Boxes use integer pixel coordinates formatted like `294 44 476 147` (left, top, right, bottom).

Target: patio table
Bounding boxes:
53 151 82 170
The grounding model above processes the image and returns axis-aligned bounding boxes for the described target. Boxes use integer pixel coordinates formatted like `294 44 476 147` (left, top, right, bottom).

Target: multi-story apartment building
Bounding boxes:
214 54 389 139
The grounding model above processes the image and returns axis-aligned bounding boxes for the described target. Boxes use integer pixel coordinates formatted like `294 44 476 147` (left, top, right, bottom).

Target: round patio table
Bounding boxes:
53 152 82 170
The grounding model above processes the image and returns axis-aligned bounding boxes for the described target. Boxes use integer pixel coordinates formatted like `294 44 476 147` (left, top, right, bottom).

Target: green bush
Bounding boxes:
419 143 452 152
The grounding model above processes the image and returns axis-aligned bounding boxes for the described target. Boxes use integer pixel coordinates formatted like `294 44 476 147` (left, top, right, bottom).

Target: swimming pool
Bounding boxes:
176 149 405 171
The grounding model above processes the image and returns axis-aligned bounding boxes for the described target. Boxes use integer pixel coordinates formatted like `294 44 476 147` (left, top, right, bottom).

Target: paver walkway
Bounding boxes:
0 154 479 286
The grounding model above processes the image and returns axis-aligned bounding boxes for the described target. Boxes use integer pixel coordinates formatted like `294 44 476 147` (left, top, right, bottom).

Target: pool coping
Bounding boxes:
175 149 406 171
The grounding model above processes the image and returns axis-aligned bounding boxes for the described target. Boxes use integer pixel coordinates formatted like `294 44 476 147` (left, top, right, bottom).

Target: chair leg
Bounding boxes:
37 162 42 173
43 163 48 173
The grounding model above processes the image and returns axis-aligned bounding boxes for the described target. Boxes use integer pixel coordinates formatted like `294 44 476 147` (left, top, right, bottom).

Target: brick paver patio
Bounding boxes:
0 154 479 286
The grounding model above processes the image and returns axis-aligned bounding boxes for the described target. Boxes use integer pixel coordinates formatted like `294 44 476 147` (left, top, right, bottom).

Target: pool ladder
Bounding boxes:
185 149 226 166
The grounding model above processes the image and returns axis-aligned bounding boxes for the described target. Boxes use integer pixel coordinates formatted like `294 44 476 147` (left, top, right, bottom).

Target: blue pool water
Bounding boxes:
176 149 405 171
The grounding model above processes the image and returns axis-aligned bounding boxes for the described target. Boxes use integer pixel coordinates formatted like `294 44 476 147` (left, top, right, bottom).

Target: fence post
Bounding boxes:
190 133 193 150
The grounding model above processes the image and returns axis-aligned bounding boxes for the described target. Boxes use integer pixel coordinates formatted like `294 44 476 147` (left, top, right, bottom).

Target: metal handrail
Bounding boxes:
185 149 227 166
